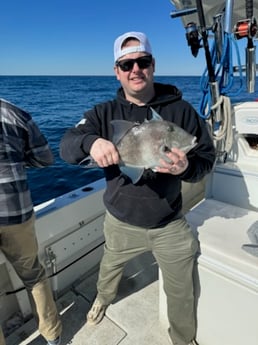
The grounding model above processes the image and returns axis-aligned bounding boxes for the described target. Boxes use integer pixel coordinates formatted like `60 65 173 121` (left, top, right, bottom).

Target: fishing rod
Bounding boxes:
195 0 216 82
170 0 222 132
234 0 257 92
169 0 243 160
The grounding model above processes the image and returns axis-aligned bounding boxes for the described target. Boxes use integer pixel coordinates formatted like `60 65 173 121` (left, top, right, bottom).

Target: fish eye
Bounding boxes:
163 146 171 153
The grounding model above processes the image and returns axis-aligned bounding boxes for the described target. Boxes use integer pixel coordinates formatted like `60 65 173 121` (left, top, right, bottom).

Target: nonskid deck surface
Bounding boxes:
6 252 171 345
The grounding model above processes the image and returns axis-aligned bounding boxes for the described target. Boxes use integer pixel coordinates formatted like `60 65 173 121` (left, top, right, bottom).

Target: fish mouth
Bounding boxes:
190 136 198 149
192 136 197 145
189 136 198 151
182 136 198 153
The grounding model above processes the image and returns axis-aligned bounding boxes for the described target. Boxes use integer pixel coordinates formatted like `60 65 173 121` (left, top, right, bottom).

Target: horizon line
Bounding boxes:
0 74 202 77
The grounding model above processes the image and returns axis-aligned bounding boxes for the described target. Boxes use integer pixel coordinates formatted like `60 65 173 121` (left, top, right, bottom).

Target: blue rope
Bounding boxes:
198 31 244 119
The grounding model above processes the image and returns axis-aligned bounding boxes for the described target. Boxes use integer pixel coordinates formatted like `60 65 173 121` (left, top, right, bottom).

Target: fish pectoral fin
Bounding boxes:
119 166 144 184
79 155 98 168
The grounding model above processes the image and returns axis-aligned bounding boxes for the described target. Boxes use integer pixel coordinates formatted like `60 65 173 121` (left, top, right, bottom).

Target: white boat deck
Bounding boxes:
5 252 171 345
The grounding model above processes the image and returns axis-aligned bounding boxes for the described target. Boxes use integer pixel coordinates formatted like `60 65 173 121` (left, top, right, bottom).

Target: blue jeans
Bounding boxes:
96 211 198 345
0 214 62 343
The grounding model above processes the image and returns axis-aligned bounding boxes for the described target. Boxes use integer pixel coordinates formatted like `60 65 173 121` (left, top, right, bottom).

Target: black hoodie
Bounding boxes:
60 83 215 228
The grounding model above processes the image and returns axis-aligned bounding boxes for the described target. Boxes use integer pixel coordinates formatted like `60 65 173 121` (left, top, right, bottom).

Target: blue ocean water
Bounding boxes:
0 75 256 205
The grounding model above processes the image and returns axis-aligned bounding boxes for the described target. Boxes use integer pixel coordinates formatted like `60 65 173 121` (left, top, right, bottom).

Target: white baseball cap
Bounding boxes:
114 31 152 62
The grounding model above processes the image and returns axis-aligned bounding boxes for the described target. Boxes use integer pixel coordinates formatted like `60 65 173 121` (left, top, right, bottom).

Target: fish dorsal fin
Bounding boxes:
119 166 144 184
111 120 138 145
149 107 163 121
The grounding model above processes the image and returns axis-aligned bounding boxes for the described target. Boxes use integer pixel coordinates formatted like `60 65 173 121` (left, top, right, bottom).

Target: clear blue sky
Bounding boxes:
0 0 247 76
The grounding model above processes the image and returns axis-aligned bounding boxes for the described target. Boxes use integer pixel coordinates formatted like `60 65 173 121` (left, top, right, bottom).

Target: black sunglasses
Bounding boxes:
116 55 153 72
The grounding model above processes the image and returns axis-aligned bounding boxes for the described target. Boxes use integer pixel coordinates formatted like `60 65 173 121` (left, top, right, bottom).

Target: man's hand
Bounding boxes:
90 138 120 167
155 147 189 175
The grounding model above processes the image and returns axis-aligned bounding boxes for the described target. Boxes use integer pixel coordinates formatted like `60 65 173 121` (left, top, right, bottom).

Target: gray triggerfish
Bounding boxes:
80 108 197 183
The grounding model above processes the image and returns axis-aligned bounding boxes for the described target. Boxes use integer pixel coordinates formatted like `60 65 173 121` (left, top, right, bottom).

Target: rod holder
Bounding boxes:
246 46 256 93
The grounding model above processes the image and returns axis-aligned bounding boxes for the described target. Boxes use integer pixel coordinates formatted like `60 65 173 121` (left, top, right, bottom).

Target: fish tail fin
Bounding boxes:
79 156 98 168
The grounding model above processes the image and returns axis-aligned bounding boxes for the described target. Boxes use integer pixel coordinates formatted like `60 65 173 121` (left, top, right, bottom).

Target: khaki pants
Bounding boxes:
96 211 198 345
0 214 62 342
0 327 5 345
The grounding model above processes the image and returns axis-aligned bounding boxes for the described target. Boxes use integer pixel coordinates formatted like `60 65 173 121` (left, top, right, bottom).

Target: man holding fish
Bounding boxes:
60 31 215 345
